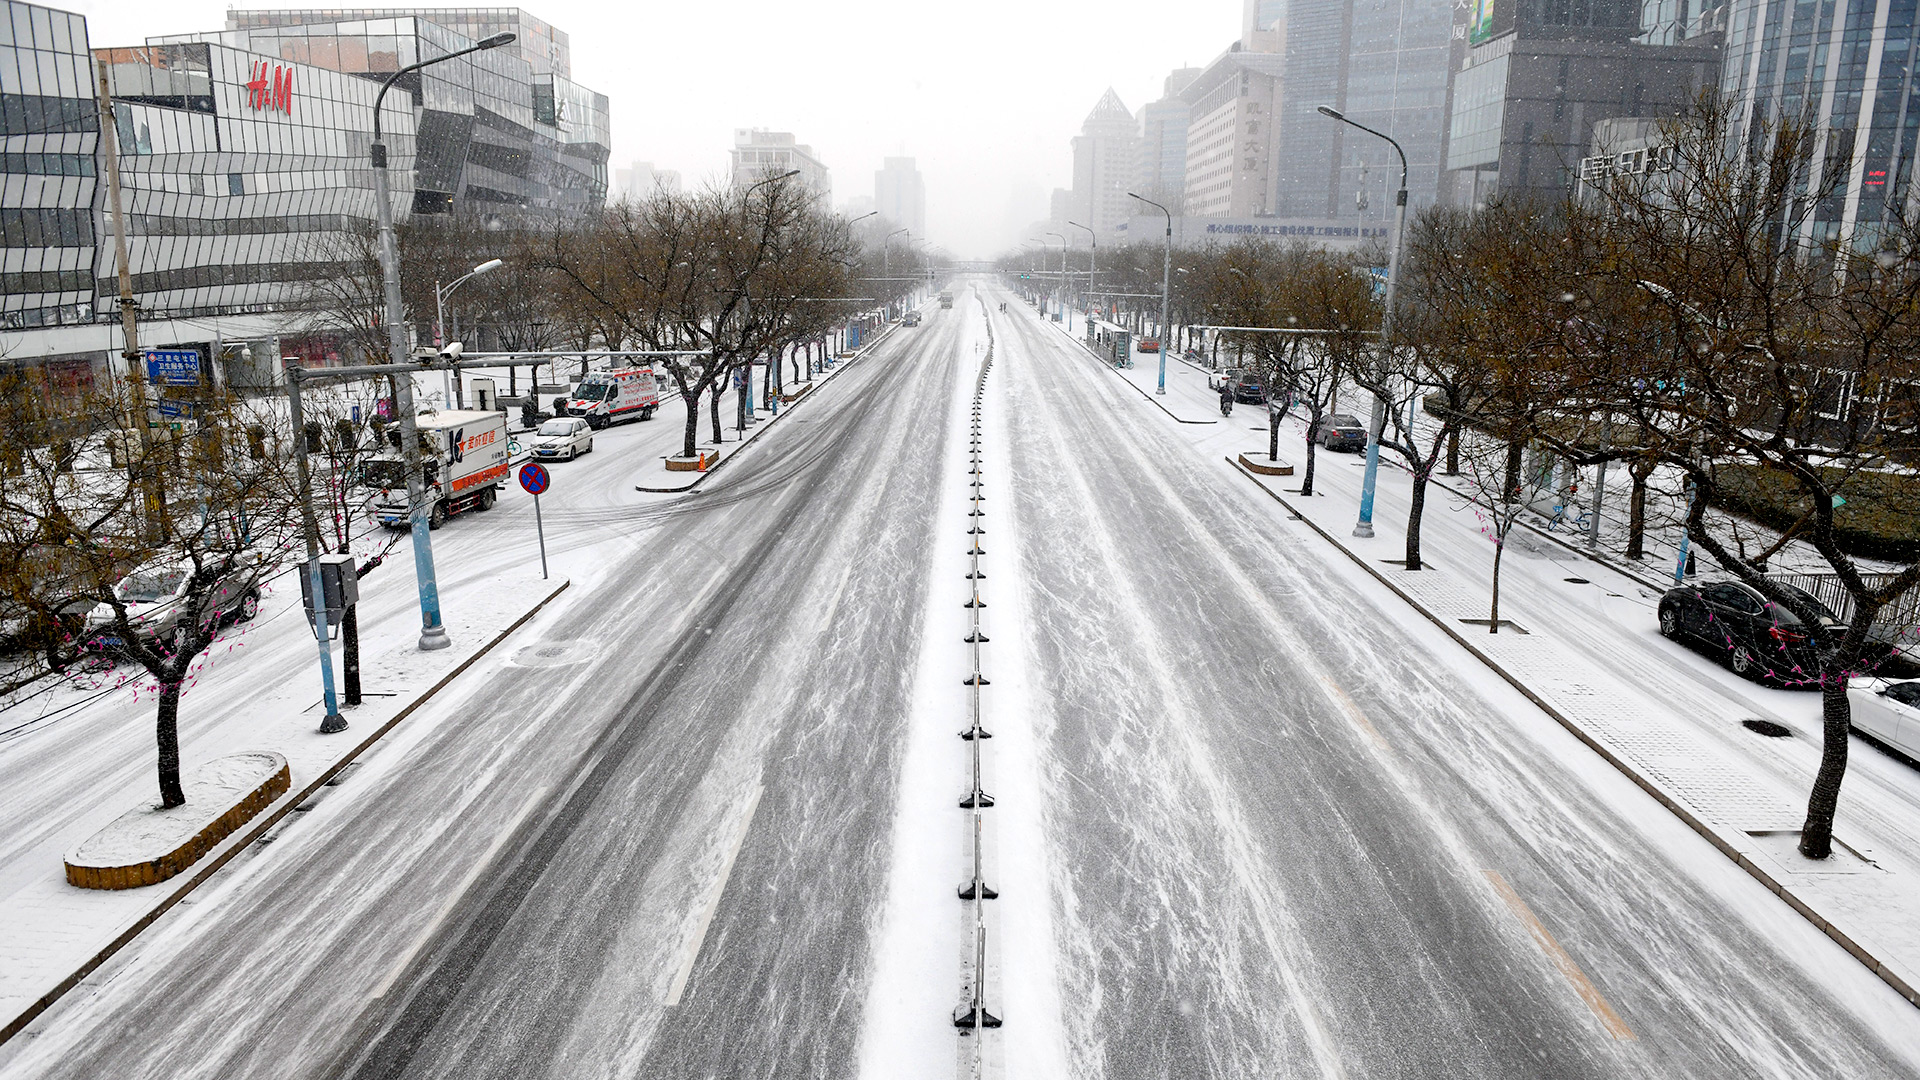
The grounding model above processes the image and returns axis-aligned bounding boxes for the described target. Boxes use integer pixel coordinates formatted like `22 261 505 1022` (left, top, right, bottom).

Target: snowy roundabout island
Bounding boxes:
64 752 290 891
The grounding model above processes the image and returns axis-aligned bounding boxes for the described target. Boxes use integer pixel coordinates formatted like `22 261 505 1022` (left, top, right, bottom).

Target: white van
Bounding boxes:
561 367 661 429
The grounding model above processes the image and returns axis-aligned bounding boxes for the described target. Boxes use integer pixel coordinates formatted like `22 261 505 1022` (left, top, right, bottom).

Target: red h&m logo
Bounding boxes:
245 61 292 115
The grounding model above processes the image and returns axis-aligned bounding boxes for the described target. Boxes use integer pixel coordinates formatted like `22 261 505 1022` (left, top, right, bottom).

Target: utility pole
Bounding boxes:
96 68 165 539
1127 193 1174 394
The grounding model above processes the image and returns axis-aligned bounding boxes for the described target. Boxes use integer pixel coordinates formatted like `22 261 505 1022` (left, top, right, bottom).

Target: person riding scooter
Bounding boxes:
1219 384 1235 416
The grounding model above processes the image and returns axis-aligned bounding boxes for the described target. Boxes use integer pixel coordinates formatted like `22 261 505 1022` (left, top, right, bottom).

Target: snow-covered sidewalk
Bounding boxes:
1039 302 1920 1010
0 568 570 1039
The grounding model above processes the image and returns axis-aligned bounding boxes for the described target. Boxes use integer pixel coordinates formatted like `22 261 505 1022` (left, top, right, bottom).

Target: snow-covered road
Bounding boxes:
3 283 1917 1078
986 293 1920 1077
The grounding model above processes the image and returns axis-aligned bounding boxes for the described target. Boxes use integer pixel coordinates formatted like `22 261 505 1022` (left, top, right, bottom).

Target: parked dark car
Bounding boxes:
1206 369 1266 403
1657 579 1875 685
1313 413 1369 451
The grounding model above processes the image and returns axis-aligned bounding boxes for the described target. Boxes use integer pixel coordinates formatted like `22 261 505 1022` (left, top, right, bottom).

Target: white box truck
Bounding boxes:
366 410 511 530
559 366 662 429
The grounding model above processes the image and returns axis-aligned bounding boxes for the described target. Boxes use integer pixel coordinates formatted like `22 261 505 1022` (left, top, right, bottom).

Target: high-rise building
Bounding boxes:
1338 0 1460 225
1274 0 1355 218
1135 68 1202 208
874 156 926 235
1180 51 1285 218
1070 88 1138 236
614 160 680 202
1719 0 1909 247
2 0 99 334
1444 0 1717 205
1243 0 1286 51
731 129 830 203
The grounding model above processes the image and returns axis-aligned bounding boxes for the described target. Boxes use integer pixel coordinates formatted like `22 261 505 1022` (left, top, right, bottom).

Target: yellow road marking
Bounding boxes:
1483 870 1637 1041
1319 675 1390 752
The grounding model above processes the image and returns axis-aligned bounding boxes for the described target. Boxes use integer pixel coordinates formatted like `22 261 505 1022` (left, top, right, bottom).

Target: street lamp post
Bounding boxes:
1316 105 1408 539
435 257 502 407
368 29 516 651
1127 193 1173 394
736 169 801 433
1066 220 1095 327
1044 231 1068 326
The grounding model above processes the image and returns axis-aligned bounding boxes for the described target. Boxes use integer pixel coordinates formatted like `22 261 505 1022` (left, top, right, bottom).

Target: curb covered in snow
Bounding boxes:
1040 315 1217 426
1224 455 1920 1012
634 321 903 494
0 578 573 1047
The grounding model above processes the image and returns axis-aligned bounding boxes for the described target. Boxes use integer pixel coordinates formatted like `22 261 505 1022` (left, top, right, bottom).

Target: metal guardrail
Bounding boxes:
1767 570 1920 644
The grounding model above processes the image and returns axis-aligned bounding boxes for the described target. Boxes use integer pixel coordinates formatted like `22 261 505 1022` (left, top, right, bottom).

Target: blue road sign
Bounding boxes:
145 349 202 386
518 461 550 495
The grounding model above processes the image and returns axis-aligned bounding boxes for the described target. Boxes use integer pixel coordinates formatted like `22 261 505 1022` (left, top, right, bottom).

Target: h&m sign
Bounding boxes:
245 61 293 115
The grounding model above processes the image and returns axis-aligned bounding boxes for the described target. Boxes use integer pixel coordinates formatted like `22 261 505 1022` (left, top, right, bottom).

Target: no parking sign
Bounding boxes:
518 463 550 577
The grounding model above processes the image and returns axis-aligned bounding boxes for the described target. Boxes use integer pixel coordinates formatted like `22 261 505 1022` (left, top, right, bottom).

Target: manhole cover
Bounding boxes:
1564 577 1591 584
513 642 587 668
1742 719 1792 738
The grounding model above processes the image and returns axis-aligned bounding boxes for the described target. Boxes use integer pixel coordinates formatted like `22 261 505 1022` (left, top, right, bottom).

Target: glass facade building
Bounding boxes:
160 8 609 217
1722 0 1920 248
1 0 98 331
93 41 416 321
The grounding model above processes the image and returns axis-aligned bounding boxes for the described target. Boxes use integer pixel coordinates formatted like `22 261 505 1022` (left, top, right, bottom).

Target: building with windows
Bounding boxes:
1 3 613 410
731 129 830 203
1179 50 1285 219
1070 89 1138 237
874 156 925 236
1719 0 1914 248
2 0 99 333
1444 0 1717 204
1134 67 1200 208
614 160 679 202
160 9 610 218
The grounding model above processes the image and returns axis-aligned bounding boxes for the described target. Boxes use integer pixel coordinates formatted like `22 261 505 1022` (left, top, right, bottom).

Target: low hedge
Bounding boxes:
1712 464 1920 562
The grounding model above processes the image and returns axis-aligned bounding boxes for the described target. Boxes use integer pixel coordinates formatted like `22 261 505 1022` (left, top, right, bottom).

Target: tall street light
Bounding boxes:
1066 220 1095 324
736 169 801 431
1044 231 1068 323
1127 192 1173 394
1317 104 1408 539
436 257 502 407
369 28 516 651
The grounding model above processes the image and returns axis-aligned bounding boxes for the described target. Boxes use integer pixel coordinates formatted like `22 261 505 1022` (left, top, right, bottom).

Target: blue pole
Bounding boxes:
307 559 345 731
1354 396 1386 538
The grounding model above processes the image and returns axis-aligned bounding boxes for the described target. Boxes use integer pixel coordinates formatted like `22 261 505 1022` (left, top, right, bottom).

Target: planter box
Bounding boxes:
65 752 289 890
665 452 715 472
1238 453 1295 476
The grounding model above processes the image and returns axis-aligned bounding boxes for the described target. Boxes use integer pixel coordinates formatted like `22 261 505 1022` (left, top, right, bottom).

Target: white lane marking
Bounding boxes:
366 786 549 1002
665 783 764 1007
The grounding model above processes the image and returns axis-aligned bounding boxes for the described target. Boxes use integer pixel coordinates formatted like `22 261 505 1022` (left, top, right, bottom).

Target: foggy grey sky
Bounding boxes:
70 0 1242 259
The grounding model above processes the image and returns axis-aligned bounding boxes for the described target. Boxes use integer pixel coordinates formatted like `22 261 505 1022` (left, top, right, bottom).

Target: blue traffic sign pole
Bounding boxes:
519 463 550 579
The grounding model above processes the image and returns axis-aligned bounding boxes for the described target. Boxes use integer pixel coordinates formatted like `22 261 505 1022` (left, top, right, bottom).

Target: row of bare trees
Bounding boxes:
0 172 904 810
1064 94 1920 860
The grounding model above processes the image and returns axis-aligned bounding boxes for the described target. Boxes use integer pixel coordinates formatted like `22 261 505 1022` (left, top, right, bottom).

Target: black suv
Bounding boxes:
1658 579 1864 685
1313 414 1369 451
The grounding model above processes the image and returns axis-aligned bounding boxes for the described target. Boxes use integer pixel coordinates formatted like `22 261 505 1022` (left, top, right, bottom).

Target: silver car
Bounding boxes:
530 416 594 461
85 563 261 657
1848 680 1920 762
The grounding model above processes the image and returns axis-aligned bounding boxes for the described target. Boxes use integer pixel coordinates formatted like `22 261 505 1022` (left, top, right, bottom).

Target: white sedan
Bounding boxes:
1848 680 1920 762
529 417 594 461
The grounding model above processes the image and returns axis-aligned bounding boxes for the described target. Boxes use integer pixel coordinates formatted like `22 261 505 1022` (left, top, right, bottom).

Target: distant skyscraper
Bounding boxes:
1137 68 1202 208
615 161 680 202
1071 89 1139 236
1244 0 1285 50
731 129 831 203
874 157 927 235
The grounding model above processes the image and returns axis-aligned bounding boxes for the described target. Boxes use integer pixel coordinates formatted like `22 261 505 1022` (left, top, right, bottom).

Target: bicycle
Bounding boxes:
1547 501 1592 533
